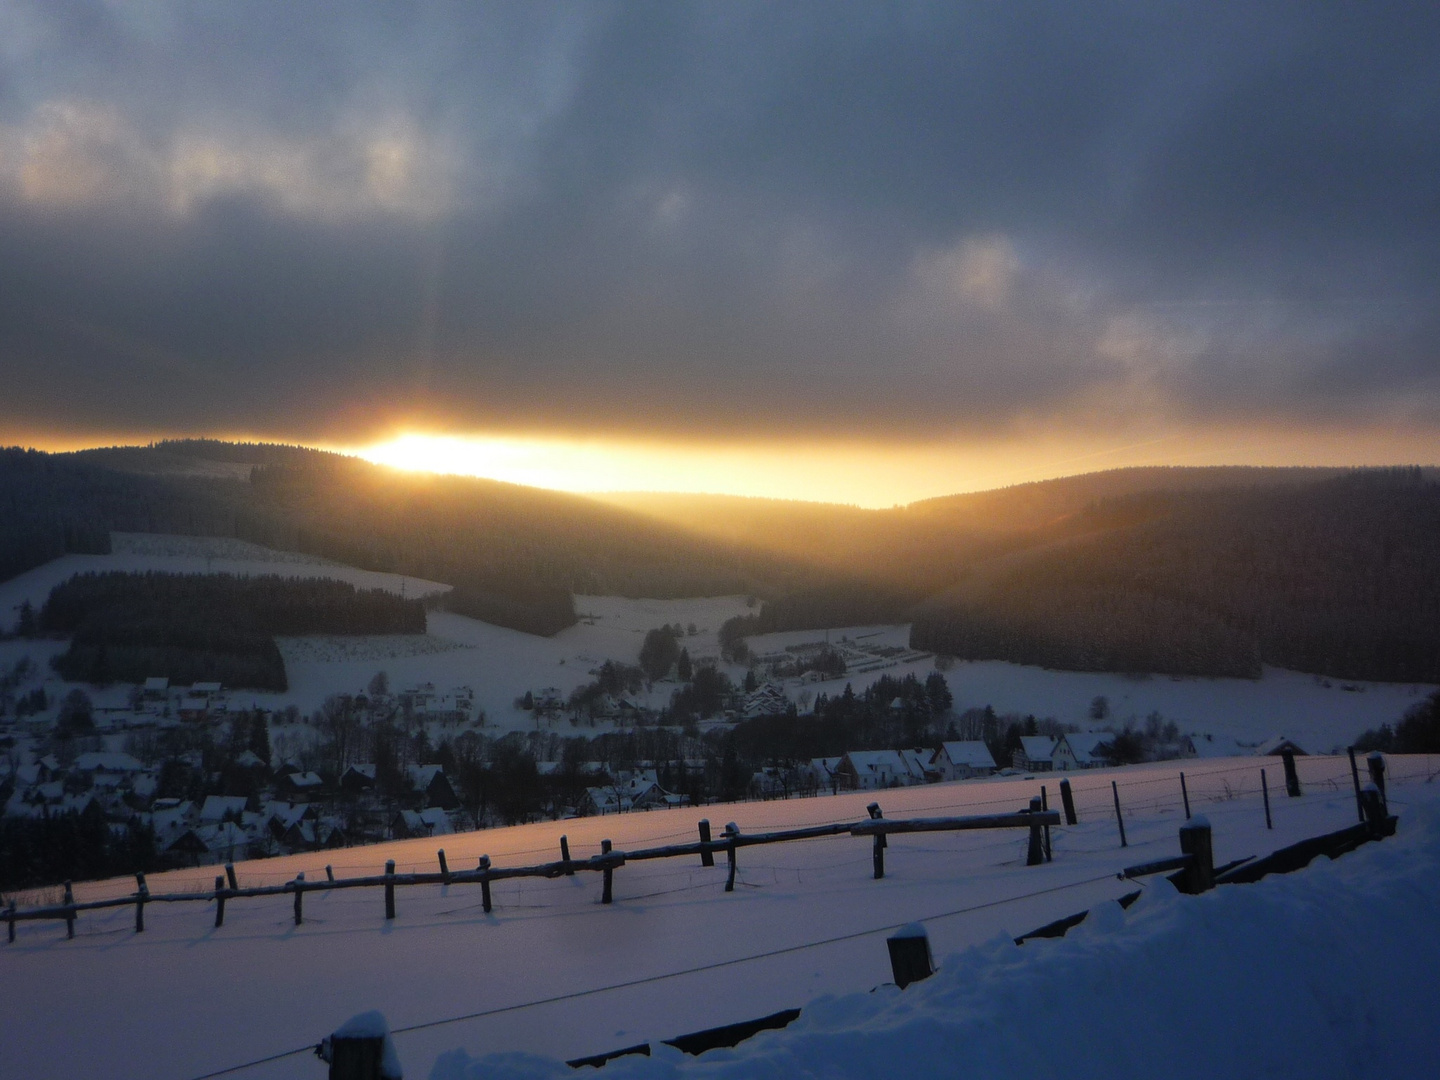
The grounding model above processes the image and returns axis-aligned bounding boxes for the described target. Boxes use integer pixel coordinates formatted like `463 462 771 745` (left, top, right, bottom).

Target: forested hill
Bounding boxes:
3 444 1439 681
0 443 820 635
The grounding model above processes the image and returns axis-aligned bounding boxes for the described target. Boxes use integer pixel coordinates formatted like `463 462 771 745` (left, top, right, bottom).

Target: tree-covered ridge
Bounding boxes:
38 571 426 690
913 469 1440 682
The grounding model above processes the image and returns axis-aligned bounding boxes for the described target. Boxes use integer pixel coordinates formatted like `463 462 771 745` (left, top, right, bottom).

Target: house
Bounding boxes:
930 741 998 781
142 677 170 699
340 764 378 793
802 756 844 794
1052 733 1111 771
1180 734 1248 759
198 795 248 824
743 683 791 719
576 787 628 816
1255 736 1307 757
1014 735 1059 772
190 682 223 697
281 771 326 799
391 807 453 839
408 765 460 810
163 828 212 865
836 750 926 790
233 750 269 774
178 696 210 721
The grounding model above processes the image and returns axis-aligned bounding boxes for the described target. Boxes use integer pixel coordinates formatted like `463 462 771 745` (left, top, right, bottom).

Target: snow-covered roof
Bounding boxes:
936 741 998 770
286 771 324 788
143 677 169 691
199 795 248 823
1058 732 1111 764
1018 736 1058 761
1255 735 1307 756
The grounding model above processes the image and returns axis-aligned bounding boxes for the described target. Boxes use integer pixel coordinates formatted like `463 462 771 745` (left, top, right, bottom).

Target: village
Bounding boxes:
1 640 1312 880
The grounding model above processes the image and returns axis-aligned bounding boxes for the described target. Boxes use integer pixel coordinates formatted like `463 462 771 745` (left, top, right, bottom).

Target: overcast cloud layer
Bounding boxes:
2 1 1438 446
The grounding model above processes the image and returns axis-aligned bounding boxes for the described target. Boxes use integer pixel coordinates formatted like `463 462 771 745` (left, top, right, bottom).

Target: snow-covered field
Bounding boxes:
7 754 1438 1080
2 536 1432 746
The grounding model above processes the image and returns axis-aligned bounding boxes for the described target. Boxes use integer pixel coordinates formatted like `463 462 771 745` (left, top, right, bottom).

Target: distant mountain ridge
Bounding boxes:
3 443 1438 682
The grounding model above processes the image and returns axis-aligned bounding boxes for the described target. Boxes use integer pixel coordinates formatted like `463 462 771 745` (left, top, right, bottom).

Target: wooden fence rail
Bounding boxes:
4 807 1057 940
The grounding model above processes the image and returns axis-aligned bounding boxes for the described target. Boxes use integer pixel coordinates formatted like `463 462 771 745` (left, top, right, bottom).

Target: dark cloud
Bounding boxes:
1 1 1438 445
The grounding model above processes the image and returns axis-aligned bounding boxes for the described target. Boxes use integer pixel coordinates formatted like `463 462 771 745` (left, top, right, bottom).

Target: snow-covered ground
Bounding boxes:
0 536 1431 744
6 754 1438 1080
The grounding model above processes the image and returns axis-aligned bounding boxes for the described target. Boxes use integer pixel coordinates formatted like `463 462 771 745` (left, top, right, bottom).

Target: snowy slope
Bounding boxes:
6 755 1437 1080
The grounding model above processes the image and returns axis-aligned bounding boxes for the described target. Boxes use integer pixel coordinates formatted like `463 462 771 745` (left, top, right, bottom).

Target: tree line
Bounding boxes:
35 571 425 690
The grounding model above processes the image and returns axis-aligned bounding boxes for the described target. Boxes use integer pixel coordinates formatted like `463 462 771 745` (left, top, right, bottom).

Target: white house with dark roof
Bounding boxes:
1052 733 1111 771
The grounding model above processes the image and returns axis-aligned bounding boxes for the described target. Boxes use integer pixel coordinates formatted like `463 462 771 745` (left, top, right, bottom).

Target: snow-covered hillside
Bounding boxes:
6 754 1437 1080
0 535 1431 746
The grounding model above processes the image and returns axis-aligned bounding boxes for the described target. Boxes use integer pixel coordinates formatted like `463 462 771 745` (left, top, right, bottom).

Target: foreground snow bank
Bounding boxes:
432 796 1440 1080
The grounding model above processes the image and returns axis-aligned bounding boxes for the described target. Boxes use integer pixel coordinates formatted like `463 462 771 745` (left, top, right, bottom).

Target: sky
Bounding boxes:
1 2 1438 505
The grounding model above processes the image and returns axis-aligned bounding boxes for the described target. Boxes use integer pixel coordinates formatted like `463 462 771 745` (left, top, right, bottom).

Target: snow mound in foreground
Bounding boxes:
431 796 1440 1080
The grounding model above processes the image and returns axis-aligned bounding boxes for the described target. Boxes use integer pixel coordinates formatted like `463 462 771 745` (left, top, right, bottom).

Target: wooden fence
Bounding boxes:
4 803 1060 942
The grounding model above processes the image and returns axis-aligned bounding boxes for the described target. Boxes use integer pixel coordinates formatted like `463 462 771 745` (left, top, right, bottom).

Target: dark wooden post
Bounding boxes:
214 875 226 928
6 899 15 943
1178 819 1214 894
698 819 714 867
868 803 886 879
325 1031 391 1080
1026 797 1044 866
886 924 935 989
1347 747 1365 823
1281 750 1301 797
1366 752 1387 811
437 849 450 884
600 839 614 904
1261 768 1273 829
134 872 148 933
293 872 305 926
478 856 492 913
326 865 335 883
1179 772 1191 820
1360 785 1386 835
226 863 238 891
63 880 75 939
1111 781 1127 848
384 860 396 920
560 835 573 875
724 822 739 892
1039 786 1052 860
1059 778 1078 825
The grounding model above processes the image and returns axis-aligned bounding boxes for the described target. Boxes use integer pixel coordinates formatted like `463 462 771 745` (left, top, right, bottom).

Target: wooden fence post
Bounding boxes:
438 849 450 884
1111 781 1127 848
134 873 148 933
1366 752 1387 811
886 924 935 989
214 875 226 928
1039 787 1052 861
698 819 714 867
1347 747 1364 823
724 822 739 892
560 835 573 875
326 865 335 883
1178 818 1214 894
63 881 75 940
1281 750 1301 797
226 864 238 891
1059 778 1078 825
1180 772 1191 820
293 872 304 926
1026 797 1044 866
478 856 492 913
601 840 614 904
868 803 886 879
1261 768 1273 829
384 860 396 920
6 900 15 943
1360 785 1386 835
